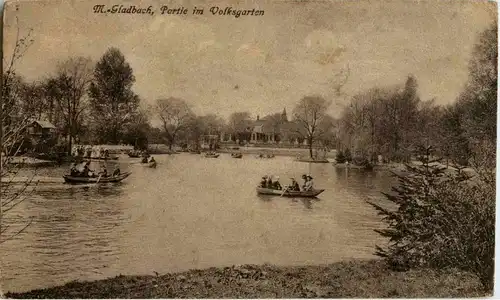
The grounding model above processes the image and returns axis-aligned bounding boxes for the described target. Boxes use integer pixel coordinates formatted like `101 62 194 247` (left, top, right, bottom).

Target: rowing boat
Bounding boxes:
256 187 324 198
256 154 275 159
141 161 157 168
63 172 131 184
83 156 119 161
231 153 243 158
204 153 220 158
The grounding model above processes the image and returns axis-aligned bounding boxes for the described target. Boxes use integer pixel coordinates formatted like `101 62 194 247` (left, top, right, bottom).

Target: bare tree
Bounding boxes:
1 12 36 244
46 57 93 154
292 96 333 158
156 97 194 150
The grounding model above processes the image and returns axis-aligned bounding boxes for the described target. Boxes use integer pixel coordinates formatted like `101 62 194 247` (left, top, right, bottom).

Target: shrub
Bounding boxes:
344 148 352 162
336 150 346 163
368 146 495 291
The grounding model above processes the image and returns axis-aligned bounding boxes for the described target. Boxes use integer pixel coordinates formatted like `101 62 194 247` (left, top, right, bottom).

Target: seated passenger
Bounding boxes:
260 176 268 188
70 163 79 176
272 176 282 190
99 167 108 178
304 175 314 191
82 162 93 177
112 167 121 177
266 176 273 188
290 178 300 191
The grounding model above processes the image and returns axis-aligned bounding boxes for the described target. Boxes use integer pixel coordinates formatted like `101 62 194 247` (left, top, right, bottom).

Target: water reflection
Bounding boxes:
1 154 396 293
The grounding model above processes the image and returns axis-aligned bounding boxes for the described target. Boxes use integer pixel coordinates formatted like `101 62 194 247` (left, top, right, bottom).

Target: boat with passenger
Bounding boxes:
64 162 130 184
256 174 323 198
256 187 324 198
63 172 131 184
204 152 220 158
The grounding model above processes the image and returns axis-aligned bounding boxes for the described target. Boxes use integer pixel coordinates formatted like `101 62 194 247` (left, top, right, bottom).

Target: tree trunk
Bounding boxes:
67 131 72 156
68 119 72 156
308 136 313 158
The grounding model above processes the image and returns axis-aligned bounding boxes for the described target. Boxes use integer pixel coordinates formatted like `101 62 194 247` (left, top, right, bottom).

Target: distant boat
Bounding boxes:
231 153 243 158
141 161 157 168
128 152 140 158
296 157 329 163
256 187 324 198
204 153 220 158
256 154 274 159
63 172 131 184
83 156 119 161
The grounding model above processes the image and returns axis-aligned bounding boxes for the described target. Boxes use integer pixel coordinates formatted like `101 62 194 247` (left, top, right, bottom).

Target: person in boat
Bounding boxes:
290 178 300 191
99 166 108 178
272 176 282 190
304 175 314 191
82 161 93 177
301 174 309 191
266 176 273 188
70 163 79 176
141 155 149 163
112 167 121 177
149 156 156 163
260 176 268 188
104 149 110 158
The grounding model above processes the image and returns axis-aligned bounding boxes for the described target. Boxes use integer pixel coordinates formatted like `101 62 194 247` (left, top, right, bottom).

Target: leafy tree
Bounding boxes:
344 148 352 162
335 150 346 163
88 48 140 144
458 25 497 145
263 113 283 143
439 104 471 166
228 112 252 143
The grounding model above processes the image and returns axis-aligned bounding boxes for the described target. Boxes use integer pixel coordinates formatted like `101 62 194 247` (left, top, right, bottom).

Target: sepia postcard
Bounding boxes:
0 0 497 298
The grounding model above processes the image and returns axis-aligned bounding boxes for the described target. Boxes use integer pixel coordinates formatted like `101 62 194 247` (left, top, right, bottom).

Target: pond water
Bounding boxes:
1 153 396 293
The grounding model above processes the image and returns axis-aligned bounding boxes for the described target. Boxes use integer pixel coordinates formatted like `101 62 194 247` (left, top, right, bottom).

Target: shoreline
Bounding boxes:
5 259 487 298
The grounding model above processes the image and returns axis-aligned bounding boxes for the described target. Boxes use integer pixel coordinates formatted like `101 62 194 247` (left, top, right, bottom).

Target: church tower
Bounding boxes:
281 108 288 122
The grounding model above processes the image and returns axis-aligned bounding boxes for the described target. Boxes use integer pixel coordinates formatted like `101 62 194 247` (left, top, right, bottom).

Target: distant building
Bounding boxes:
220 108 306 145
27 120 57 138
26 120 58 153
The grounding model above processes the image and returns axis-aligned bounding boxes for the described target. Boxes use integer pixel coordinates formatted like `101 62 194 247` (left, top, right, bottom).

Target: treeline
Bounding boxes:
337 25 497 167
154 95 337 157
368 24 496 292
3 43 340 157
3 47 151 154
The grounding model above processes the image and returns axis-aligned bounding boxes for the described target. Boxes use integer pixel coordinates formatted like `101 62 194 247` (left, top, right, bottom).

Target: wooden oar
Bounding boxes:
280 185 289 197
96 174 102 184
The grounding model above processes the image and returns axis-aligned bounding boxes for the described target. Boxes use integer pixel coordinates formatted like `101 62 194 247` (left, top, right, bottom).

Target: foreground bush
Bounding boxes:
368 146 495 291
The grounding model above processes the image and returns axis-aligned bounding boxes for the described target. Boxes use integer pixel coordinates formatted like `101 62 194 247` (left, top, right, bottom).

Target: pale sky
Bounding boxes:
3 0 497 120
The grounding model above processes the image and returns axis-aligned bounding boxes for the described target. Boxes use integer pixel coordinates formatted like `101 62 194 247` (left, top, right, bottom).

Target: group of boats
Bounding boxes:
63 149 325 199
201 152 274 159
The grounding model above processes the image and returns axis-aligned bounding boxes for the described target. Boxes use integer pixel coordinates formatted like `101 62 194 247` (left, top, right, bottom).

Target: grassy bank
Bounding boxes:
6 260 488 298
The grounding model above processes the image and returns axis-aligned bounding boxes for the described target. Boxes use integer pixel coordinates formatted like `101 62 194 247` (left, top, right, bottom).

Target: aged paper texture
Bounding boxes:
0 0 497 297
